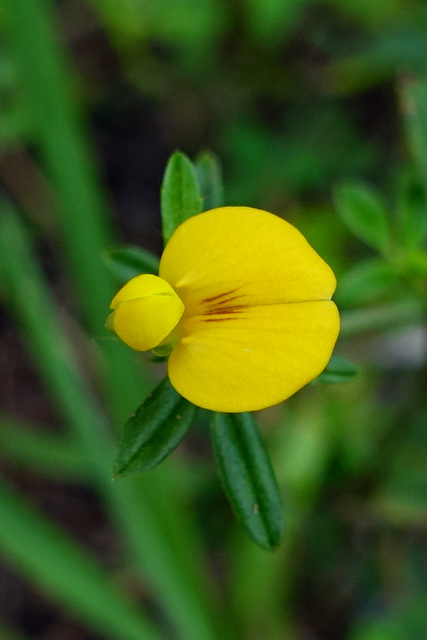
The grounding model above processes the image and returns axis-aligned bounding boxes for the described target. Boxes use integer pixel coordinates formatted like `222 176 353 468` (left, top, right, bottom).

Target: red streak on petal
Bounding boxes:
200 290 247 322
203 316 240 322
202 290 237 303
203 305 246 315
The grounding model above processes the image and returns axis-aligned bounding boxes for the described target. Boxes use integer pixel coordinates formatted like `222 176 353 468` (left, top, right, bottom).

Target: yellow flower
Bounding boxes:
108 207 340 412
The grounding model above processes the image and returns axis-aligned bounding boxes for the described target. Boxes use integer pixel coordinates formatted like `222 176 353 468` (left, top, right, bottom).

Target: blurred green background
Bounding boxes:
1 0 427 639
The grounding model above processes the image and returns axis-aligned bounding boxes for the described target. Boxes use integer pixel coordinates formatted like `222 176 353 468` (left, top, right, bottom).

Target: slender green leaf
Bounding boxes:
315 354 358 384
195 151 224 210
161 151 203 243
0 417 87 481
104 245 160 283
5 0 113 333
4 0 148 424
334 183 390 253
400 76 427 192
114 378 197 475
340 299 424 336
396 169 427 250
0 201 112 484
211 412 284 550
0 480 162 640
336 258 397 307
0 200 222 640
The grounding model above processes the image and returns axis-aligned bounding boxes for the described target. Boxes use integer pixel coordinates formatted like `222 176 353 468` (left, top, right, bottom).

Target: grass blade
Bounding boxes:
400 76 427 192
0 479 162 640
0 200 221 640
0 417 87 481
4 0 148 423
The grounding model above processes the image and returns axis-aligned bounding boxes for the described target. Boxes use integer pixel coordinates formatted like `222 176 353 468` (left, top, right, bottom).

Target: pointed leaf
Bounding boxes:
0 418 87 481
315 354 358 384
0 480 161 640
211 412 284 550
104 246 159 283
195 151 224 210
161 152 203 243
114 378 196 476
400 76 427 192
334 183 389 253
336 258 397 307
396 169 427 250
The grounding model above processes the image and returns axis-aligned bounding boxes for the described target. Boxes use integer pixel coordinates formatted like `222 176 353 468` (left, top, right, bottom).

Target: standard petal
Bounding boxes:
159 207 336 316
167 300 340 412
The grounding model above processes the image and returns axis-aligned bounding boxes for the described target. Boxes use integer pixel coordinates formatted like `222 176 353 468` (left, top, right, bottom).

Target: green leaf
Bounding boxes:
245 0 301 47
0 417 87 481
340 299 424 337
334 183 390 253
161 151 203 243
0 480 162 640
336 258 397 307
400 76 427 192
211 412 284 550
103 245 160 283
396 169 427 250
195 151 224 211
315 354 358 384
114 378 197 476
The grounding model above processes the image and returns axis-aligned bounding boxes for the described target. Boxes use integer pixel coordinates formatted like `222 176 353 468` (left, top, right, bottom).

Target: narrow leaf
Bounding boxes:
315 354 358 384
161 151 203 243
103 245 159 283
334 183 390 253
400 76 427 192
0 480 161 640
340 299 424 337
195 151 224 211
336 258 397 307
0 417 87 481
211 412 284 550
396 169 427 250
114 377 197 476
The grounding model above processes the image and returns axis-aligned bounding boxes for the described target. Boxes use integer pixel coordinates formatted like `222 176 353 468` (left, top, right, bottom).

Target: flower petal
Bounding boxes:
110 274 178 309
167 300 339 412
160 207 336 316
111 275 184 351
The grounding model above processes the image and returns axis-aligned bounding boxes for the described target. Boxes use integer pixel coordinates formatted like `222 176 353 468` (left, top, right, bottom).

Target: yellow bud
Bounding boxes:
109 274 184 352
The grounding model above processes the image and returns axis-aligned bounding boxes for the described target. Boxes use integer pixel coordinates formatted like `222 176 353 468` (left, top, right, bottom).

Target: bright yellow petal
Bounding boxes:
112 295 184 351
109 274 184 351
168 300 339 412
110 274 178 309
159 207 336 317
